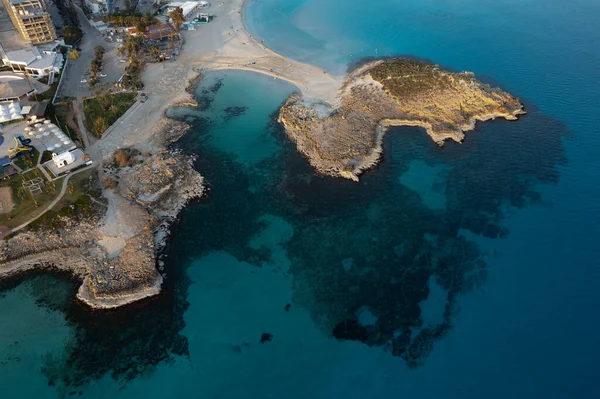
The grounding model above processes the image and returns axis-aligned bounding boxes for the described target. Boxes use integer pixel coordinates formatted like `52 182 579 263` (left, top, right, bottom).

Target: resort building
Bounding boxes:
0 101 23 123
84 0 108 14
22 120 90 175
1 43 63 79
1 0 57 44
0 73 36 103
126 24 176 41
165 2 203 20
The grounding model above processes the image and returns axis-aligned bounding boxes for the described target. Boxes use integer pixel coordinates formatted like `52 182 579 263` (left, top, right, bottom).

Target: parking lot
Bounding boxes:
56 7 126 99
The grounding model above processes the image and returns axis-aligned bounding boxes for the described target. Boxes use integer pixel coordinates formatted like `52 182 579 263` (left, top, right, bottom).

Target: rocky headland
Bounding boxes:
279 58 526 181
0 142 204 309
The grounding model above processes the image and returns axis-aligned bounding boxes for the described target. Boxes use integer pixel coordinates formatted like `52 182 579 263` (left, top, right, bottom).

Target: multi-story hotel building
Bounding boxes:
1 0 57 44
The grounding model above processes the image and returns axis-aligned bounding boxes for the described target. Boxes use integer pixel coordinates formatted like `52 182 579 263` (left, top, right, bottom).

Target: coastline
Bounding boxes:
0 0 525 308
279 59 526 181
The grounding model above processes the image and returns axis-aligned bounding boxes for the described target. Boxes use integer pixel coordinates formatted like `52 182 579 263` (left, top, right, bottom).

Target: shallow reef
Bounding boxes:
0 73 568 390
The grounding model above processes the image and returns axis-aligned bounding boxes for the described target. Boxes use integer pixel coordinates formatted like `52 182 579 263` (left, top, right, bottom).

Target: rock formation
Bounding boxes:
279 58 525 181
0 148 204 309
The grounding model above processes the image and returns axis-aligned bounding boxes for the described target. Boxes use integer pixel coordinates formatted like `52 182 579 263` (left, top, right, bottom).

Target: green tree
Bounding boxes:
135 20 146 37
169 7 185 35
150 45 160 61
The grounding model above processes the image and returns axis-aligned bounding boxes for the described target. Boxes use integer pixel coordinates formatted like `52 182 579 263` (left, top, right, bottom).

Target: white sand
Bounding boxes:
95 0 344 159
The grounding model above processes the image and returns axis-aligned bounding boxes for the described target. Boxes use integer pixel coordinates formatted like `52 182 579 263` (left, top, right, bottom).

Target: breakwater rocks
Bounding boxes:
0 149 204 309
279 58 525 181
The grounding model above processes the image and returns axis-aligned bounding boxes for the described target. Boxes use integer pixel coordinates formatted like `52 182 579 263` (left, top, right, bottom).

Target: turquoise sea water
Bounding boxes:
1 0 600 397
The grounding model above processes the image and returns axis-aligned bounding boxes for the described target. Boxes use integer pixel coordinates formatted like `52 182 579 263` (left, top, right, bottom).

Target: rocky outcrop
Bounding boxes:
0 144 205 309
0 217 161 309
117 149 205 249
279 58 525 181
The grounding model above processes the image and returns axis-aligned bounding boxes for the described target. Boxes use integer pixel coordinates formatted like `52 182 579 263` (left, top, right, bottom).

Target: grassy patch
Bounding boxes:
40 151 53 163
12 148 40 171
29 169 100 231
37 82 59 102
0 169 61 230
84 92 137 136
53 169 93 209
0 168 99 231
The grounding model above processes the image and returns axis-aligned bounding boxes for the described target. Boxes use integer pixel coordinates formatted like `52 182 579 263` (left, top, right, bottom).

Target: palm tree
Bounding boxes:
150 46 160 61
169 7 185 36
22 69 39 101
93 117 108 135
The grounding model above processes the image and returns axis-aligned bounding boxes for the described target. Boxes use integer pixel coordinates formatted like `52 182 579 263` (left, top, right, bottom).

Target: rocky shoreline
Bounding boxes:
0 120 204 309
279 58 526 181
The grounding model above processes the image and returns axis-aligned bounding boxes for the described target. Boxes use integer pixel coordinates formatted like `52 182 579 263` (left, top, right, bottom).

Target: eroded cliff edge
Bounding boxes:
279 58 526 181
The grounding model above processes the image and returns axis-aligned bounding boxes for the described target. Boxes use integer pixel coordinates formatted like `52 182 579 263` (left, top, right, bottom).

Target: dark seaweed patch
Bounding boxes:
223 106 248 120
0 74 568 391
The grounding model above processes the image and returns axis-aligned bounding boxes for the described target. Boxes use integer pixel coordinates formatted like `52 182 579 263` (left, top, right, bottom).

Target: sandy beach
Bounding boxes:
1 0 341 309
95 0 343 159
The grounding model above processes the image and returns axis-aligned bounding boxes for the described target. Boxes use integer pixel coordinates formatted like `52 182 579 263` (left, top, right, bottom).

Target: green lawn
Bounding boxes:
12 148 40 171
0 168 98 231
0 169 61 230
84 92 137 136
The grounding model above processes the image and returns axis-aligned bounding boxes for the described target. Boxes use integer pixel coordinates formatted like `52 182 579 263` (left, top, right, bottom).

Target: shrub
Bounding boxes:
114 149 131 167
103 176 117 189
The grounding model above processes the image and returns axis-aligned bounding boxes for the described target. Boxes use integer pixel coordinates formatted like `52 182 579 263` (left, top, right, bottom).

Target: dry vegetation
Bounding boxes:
279 58 526 181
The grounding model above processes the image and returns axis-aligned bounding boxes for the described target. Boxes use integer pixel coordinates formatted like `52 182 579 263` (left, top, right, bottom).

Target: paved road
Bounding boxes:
56 6 125 99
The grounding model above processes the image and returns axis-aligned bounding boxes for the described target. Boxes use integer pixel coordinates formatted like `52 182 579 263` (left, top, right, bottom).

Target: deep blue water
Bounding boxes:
1 0 599 397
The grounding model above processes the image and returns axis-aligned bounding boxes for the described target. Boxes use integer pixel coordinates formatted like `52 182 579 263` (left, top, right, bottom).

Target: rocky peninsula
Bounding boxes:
279 58 526 181
0 2 525 309
0 145 204 309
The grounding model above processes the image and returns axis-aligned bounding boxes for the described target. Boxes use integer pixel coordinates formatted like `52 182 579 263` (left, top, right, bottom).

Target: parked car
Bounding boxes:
139 93 148 103
80 79 87 83
99 73 107 78
119 58 128 63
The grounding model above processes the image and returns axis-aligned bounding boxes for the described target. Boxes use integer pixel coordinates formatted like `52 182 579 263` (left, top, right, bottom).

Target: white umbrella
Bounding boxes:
48 123 57 128
62 140 70 145
43 120 51 124
46 146 54 151
36 134 42 139
34 123 41 128
54 143 61 149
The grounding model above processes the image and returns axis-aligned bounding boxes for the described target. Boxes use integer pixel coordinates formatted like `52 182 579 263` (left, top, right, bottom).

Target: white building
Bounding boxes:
52 150 75 168
84 0 108 14
166 1 202 20
1 44 63 78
